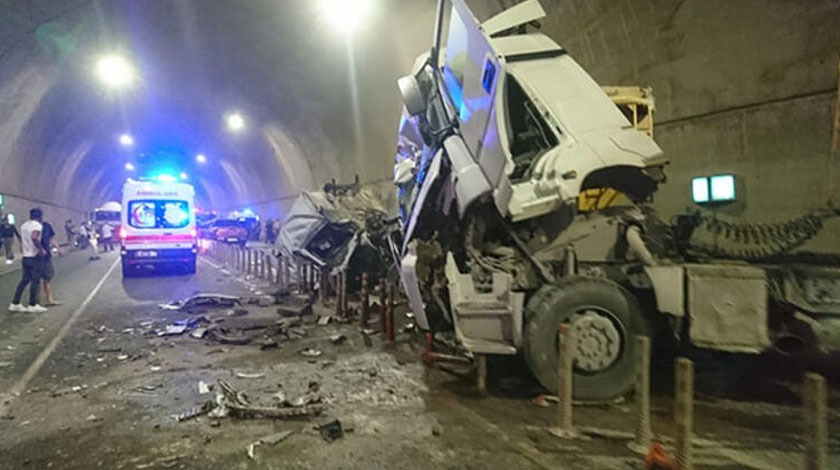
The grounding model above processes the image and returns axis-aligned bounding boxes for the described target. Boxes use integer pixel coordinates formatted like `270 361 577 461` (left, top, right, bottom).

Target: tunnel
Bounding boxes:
1 1 840 469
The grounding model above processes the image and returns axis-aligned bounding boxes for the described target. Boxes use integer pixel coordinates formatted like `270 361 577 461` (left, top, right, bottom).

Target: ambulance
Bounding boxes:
120 179 197 276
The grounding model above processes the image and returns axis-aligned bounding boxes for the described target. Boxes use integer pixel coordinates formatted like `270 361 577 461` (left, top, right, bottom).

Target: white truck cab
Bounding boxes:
120 179 197 277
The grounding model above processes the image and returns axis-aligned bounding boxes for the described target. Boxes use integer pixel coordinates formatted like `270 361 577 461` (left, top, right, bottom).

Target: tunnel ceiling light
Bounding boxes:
119 133 134 147
95 54 135 88
225 112 245 132
179 172 189 180
125 162 135 171
196 153 207 164
319 0 373 34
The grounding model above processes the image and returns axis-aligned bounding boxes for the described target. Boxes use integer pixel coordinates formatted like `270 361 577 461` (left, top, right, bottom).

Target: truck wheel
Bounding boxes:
524 277 648 401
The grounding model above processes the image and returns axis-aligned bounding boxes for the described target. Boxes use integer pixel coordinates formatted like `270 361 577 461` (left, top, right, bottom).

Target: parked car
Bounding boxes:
211 219 248 246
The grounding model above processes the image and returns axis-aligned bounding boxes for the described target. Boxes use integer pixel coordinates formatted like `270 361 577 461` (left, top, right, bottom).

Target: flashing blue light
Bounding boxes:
156 174 178 183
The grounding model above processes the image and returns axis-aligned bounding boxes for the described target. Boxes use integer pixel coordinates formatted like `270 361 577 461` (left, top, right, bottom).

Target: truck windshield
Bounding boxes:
128 200 191 229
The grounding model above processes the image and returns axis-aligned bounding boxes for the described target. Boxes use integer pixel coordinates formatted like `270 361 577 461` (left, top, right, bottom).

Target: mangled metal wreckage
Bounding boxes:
394 0 840 400
278 180 392 288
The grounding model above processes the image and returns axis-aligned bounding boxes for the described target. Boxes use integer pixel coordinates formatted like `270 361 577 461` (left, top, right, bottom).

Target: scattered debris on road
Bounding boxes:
316 419 344 442
159 293 241 311
299 348 322 357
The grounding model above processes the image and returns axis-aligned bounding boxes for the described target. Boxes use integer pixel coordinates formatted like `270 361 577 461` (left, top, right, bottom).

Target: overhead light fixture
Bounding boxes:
95 54 135 88
196 153 207 164
179 172 188 180
225 112 245 132
125 162 135 171
119 134 134 147
319 0 373 34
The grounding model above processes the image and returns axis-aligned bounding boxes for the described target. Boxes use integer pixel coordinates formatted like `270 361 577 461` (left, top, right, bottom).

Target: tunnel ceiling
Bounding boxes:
0 0 437 214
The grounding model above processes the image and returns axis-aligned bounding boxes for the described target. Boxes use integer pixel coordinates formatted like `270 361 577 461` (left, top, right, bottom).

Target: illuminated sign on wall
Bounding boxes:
692 174 736 204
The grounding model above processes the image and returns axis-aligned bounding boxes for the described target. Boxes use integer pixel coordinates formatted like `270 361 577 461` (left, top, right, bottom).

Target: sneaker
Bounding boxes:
26 305 48 313
8 303 25 312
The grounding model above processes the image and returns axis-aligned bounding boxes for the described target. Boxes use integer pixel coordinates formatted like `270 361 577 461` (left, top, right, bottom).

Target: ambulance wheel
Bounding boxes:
121 263 135 278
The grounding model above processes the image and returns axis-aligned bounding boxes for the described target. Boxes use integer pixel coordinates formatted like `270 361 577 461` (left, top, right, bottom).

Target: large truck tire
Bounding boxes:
524 276 649 401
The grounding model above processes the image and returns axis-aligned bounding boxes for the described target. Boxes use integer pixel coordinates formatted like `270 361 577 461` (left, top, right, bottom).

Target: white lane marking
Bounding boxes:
199 256 253 289
0 257 120 416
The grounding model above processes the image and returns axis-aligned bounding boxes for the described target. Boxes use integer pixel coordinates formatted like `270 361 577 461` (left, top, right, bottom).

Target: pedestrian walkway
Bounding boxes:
0 257 20 277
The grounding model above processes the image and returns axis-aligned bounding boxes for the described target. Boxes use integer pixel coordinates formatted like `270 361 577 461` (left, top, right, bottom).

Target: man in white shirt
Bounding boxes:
9 208 47 313
100 223 114 252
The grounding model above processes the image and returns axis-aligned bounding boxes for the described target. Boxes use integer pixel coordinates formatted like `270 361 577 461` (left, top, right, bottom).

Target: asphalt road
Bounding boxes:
0 248 838 469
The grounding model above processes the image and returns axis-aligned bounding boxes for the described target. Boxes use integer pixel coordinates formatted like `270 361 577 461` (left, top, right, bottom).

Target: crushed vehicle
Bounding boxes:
277 177 396 290
393 0 840 401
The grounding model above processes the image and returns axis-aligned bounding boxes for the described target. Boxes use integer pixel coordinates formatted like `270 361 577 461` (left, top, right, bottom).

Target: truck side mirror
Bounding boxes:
397 75 427 117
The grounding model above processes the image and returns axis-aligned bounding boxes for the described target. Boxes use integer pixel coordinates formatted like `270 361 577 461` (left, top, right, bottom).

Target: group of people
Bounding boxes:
7 208 61 313
64 219 116 259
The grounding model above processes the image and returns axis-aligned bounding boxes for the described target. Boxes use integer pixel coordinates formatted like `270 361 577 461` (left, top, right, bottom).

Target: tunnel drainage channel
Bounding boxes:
0 257 120 417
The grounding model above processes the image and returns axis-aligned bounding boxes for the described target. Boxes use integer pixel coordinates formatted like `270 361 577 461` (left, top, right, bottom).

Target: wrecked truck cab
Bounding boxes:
395 0 667 400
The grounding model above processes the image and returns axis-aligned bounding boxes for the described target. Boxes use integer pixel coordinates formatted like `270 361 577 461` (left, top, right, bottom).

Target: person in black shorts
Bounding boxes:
40 218 62 306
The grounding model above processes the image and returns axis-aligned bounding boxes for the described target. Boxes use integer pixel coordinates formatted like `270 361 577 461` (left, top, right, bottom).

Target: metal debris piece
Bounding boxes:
208 329 255 345
236 372 266 379
298 348 322 357
361 329 373 347
85 414 102 422
246 442 259 460
117 354 129 360
150 366 162 372
191 327 208 339
287 327 307 339
173 402 212 422
532 394 560 407
273 391 286 402
329 334 347 345
317 419 344 442
158 324 188 336
260 430 295 445
214 380 323 419
198 381 211 394
317 316 331 325
159 293 240 311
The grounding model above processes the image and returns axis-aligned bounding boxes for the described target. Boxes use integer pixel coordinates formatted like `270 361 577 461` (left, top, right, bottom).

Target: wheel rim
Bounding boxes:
568 306 624 374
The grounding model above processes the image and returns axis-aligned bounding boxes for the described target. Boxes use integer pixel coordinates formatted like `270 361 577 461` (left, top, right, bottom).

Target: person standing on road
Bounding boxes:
64 219 75 246
8 208 47 313
87 222 100 260
40 218 62 306
0 215 21 264
100 223 114 252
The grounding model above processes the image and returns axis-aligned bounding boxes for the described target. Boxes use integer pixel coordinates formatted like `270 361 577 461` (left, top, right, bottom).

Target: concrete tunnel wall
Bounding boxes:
1 0 839 255
473 0 840 253
0 0 437 224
